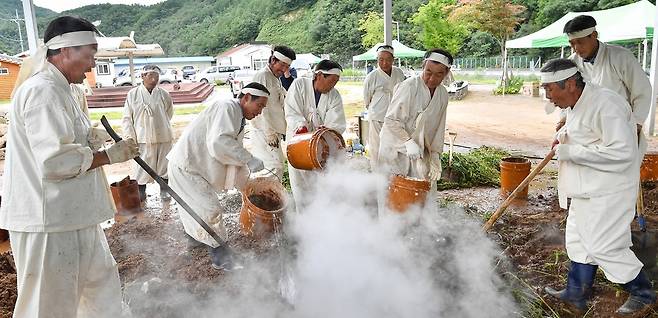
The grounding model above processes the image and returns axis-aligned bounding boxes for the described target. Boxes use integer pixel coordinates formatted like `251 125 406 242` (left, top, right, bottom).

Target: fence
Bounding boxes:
453 55 541 70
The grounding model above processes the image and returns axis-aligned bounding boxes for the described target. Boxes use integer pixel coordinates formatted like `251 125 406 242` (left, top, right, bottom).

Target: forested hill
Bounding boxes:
0 0 654 63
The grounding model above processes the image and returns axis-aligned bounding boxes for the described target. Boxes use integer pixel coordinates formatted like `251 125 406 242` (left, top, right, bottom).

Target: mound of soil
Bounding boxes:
0 252 16 318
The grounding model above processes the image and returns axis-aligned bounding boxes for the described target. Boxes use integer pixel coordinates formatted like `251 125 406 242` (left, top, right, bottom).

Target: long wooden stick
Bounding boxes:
483 149 556 231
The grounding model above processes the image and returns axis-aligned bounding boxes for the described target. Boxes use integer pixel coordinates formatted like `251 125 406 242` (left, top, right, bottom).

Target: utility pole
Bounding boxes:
14 9 25 52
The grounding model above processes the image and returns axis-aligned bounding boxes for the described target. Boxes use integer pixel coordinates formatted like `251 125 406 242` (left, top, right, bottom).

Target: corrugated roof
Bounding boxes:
0 54 22 65
114 56 215 65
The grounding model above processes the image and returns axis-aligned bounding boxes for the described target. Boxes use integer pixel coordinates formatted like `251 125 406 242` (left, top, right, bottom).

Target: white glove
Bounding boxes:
247 157 265 173
428 152 442 181
88 126 112 151
265 132 280 148
106 138 140 164
404 139 422 160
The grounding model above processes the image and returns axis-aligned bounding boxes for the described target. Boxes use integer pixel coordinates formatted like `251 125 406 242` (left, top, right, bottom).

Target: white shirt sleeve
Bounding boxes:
206 104 253 166
284 80 309 131
24 102 93 180
121 90 137 140
323 91 347 134
620 53 652 125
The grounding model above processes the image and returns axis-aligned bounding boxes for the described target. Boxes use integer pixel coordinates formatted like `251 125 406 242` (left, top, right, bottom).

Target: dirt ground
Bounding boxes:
2 84 658 317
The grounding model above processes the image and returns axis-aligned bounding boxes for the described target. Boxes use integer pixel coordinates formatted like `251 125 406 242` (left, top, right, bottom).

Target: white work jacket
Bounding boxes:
363 67 406 122
556 83 640 208
570 41 652 125
0 62 115 232
284 77 346 139
121 85 174 144
250 66 287 136
167 98 253 191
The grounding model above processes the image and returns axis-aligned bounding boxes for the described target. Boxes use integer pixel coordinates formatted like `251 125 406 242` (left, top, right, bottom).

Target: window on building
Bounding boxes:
252 59 268 70
96 64 110 75
0 68 8 76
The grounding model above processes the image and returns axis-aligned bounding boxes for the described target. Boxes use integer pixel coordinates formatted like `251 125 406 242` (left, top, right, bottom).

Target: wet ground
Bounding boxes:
2 159 658 317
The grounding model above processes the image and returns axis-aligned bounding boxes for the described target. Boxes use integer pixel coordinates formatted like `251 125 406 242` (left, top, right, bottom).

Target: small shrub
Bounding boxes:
438 146 510 190
493 75 524 95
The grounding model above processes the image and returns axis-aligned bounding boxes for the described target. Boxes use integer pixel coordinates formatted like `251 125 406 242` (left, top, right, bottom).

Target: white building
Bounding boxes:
215 42 271 70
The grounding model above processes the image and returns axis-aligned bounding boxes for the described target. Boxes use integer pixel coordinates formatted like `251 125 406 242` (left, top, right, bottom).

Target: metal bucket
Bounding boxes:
286 127 345 170
110 177 142 215
239 177 287 237
387 174 431 213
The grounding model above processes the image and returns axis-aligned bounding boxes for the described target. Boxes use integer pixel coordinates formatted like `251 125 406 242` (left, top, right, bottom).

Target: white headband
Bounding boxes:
425 52 452 67
567 27 596 40
241 87 270 97
141 69 160 75
377 47 394 55
12 30 97 97
315 68 342 76
540 67 578 84
273 51 293 65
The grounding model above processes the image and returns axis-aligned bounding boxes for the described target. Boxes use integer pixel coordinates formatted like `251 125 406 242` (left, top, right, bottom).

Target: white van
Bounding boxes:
192 65 241 84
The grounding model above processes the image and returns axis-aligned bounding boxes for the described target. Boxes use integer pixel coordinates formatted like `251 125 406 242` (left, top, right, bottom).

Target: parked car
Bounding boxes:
229 69 258 98
192 65 241 84
181 65 197 79
113 67 181 87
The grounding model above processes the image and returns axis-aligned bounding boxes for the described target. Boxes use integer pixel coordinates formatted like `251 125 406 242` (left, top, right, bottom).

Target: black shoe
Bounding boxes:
138 184 147 202
208 245 242 271
616 270 657 315
544 261 597 311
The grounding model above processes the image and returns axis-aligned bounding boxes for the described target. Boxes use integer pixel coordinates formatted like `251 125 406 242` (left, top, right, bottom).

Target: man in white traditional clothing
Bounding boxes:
122 64 174 200
0 16 139 317
249 46 296 179
378 48 451 195
554 15 651 133
167 82 269 270
284 60 346 213
541 59 656 315
363 44 406 170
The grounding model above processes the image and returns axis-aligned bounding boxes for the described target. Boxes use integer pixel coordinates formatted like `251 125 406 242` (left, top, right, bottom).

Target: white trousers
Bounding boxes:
288 163 320 214
248 129 286 180
566 188 643 283
367 120 383 171
168 163 227 248
9 225 124 318
134 142 172 185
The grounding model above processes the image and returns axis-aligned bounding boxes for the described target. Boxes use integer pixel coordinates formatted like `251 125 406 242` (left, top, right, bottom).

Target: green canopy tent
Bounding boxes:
506 0 655 49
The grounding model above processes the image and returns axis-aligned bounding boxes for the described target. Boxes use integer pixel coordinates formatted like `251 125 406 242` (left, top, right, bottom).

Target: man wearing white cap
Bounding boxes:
555 15 651 134
167 82 269 270
363 44 406 170
249 46 296 180
378 48 451 191
541 58 655 315
122 64 174 201
284 59 346 213
0 16 139 317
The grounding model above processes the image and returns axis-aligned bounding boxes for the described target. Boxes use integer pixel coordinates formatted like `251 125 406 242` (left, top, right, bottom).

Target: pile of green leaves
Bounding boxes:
493 75 525 95
438 146 510 190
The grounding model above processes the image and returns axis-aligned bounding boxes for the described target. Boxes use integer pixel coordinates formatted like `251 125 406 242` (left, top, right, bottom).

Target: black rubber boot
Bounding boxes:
159 178 170 199
544 261 597 311
616 270 657 315
138 184 147 202
208 245 240 271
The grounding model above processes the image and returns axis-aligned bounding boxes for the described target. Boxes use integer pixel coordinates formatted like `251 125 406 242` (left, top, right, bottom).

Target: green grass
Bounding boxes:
438 146 511 190
89 104 207 121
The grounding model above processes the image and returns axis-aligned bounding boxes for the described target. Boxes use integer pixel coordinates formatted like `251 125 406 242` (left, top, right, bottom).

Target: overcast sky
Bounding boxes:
33 0 166 13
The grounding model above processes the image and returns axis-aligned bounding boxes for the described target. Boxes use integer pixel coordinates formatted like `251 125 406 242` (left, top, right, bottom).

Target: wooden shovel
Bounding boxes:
483 149 556 231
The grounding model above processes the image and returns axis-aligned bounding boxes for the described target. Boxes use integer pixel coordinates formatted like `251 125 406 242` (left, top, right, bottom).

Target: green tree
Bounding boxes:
449 0 525 80
410 0 469 54
358 11 384 49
